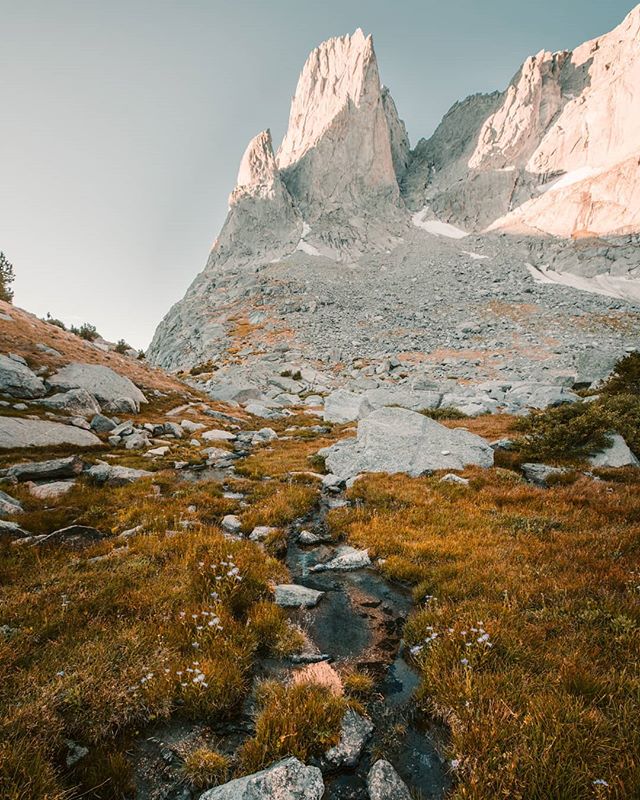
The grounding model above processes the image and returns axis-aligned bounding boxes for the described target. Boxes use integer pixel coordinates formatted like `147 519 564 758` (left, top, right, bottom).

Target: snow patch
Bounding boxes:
462 250 490 261
544 166 603 193
526 263 640 303
412 209 468 239
294 221 321 256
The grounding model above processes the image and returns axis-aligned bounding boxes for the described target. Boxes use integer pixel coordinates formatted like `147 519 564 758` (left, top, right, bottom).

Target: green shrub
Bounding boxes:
516 394 640 462
114 339 130 354
70 323 99 341
420 406 468 421
44 312 66 330
602 351 640 396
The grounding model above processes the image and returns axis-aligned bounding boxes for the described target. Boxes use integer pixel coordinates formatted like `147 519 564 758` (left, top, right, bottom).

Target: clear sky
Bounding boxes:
1 1 635 349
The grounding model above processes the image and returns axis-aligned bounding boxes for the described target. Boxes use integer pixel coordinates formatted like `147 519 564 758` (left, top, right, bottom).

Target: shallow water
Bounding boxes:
285 498 451 799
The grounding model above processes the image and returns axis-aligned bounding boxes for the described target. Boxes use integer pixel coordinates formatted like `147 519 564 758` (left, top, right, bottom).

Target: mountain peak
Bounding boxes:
277 28 378 171
230 129 280 205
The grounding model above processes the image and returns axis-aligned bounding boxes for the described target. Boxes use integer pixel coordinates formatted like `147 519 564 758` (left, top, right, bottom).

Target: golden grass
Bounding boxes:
235 431 338 480
0 473 293 799
238 679 347 773
0 299 189 396
182 747 230 790
330 470 640 799
240 481 318 531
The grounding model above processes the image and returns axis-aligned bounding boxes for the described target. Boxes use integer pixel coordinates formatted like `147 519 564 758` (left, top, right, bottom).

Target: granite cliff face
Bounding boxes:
149 9 640 372
406 4 640 237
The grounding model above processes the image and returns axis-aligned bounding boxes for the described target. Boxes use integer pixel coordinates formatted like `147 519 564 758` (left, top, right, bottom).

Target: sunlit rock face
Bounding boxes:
276 29 402 211
406 5 640 236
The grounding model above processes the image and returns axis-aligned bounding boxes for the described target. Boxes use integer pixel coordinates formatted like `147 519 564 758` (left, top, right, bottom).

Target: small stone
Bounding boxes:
521 462 569 486
275 584 324 608
367 759 412 800
221 514 242 534
249 525 278 541
323 710 373 769
28 480 76 500
310 546 371 572
440 473 469 485
90 413 116 433
297 529 326 545
202 428 237 442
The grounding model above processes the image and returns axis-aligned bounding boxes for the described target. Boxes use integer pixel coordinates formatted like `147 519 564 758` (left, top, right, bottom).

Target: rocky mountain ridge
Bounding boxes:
148 8 640 394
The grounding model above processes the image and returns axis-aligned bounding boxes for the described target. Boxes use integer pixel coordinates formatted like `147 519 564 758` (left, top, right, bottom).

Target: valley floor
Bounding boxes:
1 390 638 799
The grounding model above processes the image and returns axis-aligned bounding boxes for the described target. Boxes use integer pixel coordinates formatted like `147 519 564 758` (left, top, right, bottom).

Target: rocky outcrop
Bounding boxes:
0 354 46 398
0 418 101 449
199 757 324 800
320 407 493 479
148 29 408 370
47 363 147 412
149 8 640 373
406 5 640 237
276 30 401 213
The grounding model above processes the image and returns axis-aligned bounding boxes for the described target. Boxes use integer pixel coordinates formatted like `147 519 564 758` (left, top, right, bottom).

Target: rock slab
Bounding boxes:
199 757 324 800
0 354 46 398
320 407 493 479
47 363 147 411
0 418 101 449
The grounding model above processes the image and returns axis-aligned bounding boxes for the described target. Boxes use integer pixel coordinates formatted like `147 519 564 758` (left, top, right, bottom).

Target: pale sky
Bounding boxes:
1 1 635 349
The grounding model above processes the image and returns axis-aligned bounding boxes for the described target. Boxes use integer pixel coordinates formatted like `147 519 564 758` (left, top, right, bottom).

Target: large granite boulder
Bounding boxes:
319 407 493 480
47 363 147 412
589 433 639 468
0 418 101 449
199 757 323 800
0 354 46 398
41 388 101 418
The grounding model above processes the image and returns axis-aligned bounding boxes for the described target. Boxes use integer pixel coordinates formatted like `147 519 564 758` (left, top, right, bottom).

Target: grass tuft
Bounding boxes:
238 680 346 773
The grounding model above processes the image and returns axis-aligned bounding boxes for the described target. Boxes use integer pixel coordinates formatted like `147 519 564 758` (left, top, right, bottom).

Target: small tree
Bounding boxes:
70 323 99 341
0 252 15 303
114 339 130 354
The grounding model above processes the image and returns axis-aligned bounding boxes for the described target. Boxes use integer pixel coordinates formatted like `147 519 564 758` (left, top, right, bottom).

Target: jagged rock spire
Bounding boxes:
275 29 404 214
230 129 281 204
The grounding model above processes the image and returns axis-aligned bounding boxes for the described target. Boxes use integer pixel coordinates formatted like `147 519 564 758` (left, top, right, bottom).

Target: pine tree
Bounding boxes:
0 252 15 303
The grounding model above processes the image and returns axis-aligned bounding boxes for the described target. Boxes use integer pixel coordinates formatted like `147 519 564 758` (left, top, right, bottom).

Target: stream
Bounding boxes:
282 493 451 800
